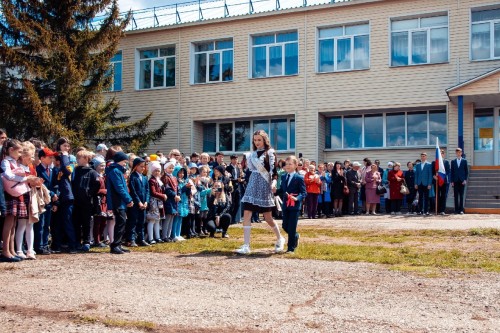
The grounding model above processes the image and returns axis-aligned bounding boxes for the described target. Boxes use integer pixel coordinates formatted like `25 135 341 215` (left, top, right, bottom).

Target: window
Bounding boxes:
471 7 500 60
202 119 295 152
364 114 383 147
474 109 494 151
203 123 217 152
251 31 298 78
386 113 405 146
138 47 175 89
318 23 369 72
391 14 448 66
107 51 122 91
326 110 447 149
193 40 233 84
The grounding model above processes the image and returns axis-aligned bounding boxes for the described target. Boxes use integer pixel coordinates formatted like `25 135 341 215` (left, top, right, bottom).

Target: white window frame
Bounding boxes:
136 46 176 90
250 31 298 78
191 39 234 84
326 110 447 150
470 6 500 61
317 23 370 73
204 118 296 153
108 51 122 92
390 13 449 67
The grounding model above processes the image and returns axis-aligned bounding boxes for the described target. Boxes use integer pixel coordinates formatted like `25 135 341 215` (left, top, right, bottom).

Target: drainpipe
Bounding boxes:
458 95 464 158
178 29 181 149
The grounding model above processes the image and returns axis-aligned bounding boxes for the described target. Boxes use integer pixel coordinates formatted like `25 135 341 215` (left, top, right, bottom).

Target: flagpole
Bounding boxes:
435 138 439 215
435 173 438 215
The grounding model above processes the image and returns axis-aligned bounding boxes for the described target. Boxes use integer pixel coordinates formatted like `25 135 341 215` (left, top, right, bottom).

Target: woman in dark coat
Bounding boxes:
404 161 416 214
330 161 347 217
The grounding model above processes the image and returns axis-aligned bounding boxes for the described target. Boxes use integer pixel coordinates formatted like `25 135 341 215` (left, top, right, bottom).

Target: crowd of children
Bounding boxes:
0 127 468 262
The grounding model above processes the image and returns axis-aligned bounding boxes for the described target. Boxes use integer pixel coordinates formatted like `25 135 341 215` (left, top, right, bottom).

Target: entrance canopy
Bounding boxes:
447 67 500 107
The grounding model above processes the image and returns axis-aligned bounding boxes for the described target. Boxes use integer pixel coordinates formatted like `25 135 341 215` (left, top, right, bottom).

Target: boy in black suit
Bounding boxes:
277 156 307 253
35 147 59 254
450 148 468 214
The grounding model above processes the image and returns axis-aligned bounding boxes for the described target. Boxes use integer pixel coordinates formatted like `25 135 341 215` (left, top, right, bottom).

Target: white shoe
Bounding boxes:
235 244 251 255
275 236 285 253
176 236 186 242
26 251 36 260
16 251 26 259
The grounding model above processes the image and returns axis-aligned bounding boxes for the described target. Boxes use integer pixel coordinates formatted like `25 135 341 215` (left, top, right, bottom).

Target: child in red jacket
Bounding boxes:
304 165 321 219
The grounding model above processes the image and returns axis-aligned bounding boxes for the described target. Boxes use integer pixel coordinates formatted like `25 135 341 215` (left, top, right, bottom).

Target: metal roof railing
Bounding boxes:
93 0 353 31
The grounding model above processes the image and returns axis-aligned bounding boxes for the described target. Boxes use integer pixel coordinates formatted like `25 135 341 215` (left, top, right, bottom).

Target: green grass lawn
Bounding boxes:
96 227 500 275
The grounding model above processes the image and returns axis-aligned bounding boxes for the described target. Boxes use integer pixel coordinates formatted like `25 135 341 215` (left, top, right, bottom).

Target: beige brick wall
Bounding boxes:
109 0 500 163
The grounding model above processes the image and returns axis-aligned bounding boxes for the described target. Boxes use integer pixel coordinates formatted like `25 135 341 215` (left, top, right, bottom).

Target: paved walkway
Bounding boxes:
297 213 499 230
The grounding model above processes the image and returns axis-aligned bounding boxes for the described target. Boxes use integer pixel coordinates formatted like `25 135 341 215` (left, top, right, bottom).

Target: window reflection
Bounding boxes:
386 113 406 146
203 119 295 152
407 112 428 146
344 116 362 148
218 123 233 151
364 115 383 147
235 121 250 152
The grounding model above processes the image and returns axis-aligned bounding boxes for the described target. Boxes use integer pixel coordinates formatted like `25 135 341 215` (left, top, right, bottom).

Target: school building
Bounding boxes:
108 0 500 170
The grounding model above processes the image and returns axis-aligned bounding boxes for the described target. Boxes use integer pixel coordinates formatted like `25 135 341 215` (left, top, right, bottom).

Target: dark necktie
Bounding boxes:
46 167 50 177
285 174 290 186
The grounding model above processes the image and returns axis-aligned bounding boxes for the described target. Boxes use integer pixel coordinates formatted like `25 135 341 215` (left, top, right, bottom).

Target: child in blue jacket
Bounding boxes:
106 152 133 254
126 158 150 247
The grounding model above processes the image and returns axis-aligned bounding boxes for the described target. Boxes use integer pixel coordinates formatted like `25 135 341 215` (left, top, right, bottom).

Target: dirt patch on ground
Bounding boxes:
1 250 499 333
1 214 499 332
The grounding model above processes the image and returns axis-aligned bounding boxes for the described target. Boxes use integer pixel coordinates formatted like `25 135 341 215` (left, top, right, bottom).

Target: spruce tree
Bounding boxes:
0 0 168 152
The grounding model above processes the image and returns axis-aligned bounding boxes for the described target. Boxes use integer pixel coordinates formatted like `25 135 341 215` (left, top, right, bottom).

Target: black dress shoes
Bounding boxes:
110 247 124 254
119 246 130 253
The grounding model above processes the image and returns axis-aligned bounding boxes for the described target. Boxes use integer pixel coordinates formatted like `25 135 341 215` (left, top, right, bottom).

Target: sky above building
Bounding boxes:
118 0 180 12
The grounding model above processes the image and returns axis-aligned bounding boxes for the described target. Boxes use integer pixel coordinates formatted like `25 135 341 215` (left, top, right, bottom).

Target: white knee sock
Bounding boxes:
107 219 115 244
26 223 34 253
243 226 251 246
154 222 161 240
15 219 28 253
103 221 109 240
147 222 154 241
272 225 282 240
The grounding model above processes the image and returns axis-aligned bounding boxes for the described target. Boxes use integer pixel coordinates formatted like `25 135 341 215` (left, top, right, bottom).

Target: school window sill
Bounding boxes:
136 86 176 92
248 73 299 80
190 80 234 86
389 61 449 69
316 67 370 75
469 57 500 63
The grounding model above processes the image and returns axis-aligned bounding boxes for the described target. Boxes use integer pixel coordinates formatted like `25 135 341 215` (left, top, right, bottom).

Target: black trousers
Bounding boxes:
406 190 416 213
111 208 127 249
417 185 430 213
348 188 359 214
453 182 465 213
230 190 240 223
385 198 392 213
392 199 402 213
73 204 93 245
206 213 231 236
436 183 448 213
282 209 300 252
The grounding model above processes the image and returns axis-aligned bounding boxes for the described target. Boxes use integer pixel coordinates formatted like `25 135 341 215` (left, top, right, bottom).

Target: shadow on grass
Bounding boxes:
176 250 275 260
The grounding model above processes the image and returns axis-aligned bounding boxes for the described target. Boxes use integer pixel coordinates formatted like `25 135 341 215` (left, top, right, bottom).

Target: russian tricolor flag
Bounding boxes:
435 138 446 187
